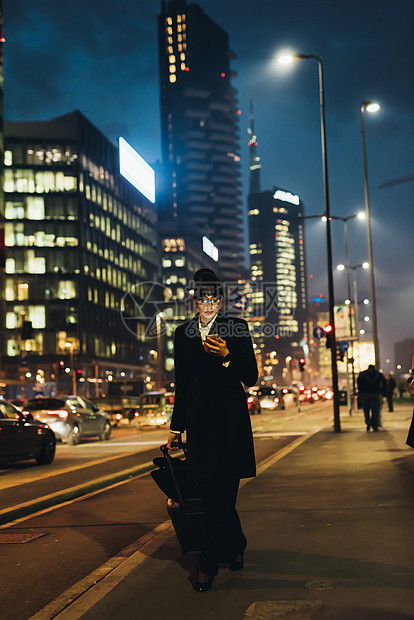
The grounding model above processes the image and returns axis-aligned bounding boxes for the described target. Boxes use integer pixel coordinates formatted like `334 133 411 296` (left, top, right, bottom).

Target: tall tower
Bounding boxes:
157 0 244 281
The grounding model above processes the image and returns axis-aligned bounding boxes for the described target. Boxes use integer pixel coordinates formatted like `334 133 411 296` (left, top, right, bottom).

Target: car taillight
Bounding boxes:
134 412 140 417
115 413 123 420
48 409 68 419
22 410 30 415
247 397 254 403
274 398 279 403
161 410 166 416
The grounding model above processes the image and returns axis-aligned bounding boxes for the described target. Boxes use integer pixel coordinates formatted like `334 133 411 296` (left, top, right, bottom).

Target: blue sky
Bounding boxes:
4 0 414 369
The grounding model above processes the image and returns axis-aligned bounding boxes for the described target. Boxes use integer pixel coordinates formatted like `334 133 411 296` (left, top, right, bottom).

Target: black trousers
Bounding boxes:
196 478 246 576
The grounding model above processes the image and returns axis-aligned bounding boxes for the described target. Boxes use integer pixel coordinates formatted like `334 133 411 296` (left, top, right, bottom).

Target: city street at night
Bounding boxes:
1 402 414 620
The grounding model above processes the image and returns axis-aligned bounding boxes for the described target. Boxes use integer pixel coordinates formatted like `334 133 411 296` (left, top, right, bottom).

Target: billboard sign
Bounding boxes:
119 137 155 203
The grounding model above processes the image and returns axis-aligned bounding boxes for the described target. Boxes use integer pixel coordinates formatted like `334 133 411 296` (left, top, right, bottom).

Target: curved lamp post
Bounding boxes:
278 52 340 431
360 101 380 369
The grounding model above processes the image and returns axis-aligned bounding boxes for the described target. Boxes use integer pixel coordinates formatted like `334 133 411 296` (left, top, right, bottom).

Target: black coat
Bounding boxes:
170 313 258 481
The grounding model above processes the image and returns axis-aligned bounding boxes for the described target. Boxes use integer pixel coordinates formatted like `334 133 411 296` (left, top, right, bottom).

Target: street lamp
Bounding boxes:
360 101 381 369
278 52 341 431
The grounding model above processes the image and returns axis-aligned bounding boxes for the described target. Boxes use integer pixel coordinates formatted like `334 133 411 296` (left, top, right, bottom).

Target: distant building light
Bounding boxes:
202 236 219 262
119 137 155 203
273 189 300 205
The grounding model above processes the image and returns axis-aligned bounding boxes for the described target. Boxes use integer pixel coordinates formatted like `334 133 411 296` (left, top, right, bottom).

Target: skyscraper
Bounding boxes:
2 111 159 395
157 0 244 281
247 108 308 381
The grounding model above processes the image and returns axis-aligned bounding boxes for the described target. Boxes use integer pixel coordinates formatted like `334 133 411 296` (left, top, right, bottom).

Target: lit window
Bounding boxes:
58 281 77 299
168 36 173 44
168 46 173 54
166 17 172 25
4 150 12 166
175 258 185 267
6 312 18 329
169 75 176 83
177 34 182 42
27 197 45 220
169 54 176 63
177 24 182 32
169 65 176 73
167 27 173 35
162 259 172 267
177 15 182 23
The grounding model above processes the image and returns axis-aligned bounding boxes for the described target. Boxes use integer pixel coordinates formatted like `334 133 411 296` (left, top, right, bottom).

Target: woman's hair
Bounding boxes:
193 268 223 298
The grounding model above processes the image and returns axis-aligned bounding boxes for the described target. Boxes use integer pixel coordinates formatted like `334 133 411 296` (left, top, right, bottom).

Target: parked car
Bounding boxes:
0 399 56 465
135 391 175 428
23 396 111 445
246 389 261 415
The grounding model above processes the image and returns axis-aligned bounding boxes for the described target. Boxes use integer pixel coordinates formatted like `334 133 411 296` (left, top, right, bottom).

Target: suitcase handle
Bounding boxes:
160 443 190 511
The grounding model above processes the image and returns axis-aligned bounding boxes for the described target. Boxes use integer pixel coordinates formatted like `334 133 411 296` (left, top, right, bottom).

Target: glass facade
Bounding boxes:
248 188 308 382
158 0 244 281
1 111 160 394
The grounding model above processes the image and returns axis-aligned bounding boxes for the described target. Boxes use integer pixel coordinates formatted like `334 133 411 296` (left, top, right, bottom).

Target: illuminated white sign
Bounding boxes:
202 236 219 262
119 137 155 203
273 189 300 205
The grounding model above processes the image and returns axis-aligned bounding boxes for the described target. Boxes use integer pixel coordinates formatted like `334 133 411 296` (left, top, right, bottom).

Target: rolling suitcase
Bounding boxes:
151 444 207 553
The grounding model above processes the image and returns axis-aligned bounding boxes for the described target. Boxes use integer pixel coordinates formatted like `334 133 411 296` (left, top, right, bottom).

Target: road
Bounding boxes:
0 402 333 620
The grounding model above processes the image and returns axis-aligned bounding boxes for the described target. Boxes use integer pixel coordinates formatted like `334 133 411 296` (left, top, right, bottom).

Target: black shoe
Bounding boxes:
229 553 244 571
373 427 379 432
366 425 371 431
193 572 214 592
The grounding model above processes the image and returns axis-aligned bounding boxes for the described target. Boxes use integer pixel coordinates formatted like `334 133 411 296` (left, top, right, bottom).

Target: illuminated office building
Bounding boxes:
2 111 159 394
157 0 244 281
248 187 308 380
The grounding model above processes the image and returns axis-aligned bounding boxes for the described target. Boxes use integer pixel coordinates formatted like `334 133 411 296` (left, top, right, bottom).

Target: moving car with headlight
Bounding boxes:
0 399 56 465
23 396 111 445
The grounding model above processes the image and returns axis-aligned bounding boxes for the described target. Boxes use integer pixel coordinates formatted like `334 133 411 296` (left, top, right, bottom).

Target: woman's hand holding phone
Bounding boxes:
204 334 229 358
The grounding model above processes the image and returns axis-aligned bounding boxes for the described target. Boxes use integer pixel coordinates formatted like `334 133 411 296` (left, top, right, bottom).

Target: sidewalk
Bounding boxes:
46 404 414 620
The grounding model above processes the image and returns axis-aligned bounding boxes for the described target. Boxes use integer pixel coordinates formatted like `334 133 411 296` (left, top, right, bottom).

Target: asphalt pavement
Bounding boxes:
31 402 414 620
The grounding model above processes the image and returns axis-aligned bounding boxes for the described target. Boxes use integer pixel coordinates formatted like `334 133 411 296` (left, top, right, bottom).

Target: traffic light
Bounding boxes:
76 369 83 379
299 358 306 372
58 360 65 374
323 324 333 349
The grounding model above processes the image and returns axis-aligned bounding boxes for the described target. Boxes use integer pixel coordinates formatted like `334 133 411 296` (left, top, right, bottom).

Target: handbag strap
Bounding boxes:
160 443 189 510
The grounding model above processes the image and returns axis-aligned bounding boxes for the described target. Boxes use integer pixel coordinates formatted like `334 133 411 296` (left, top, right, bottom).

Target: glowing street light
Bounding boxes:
360 101 381 369
278 50 341 431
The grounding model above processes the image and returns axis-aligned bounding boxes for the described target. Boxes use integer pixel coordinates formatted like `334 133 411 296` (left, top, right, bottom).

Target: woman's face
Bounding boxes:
196 294 221 326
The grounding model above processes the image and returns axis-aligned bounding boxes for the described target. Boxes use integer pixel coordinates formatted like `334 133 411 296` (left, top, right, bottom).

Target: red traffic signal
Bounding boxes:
323 324 334 349
299 358 306 372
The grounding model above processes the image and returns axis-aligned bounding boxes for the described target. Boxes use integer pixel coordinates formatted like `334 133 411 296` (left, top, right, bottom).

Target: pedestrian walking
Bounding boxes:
357 364 387 432
166 268 258 592
385 372 396 412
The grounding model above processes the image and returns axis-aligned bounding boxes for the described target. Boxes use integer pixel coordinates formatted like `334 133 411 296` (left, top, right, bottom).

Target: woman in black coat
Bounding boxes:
167 269 258 592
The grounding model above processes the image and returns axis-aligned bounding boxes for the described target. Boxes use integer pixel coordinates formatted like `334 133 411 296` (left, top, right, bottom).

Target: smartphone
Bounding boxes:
207 334 220 341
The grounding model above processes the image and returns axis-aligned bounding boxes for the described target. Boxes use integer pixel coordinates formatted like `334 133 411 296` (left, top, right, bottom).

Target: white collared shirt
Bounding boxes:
198 313 218 342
